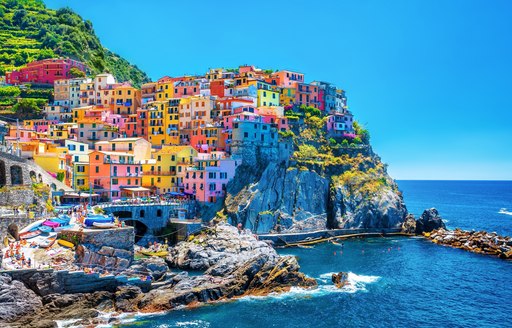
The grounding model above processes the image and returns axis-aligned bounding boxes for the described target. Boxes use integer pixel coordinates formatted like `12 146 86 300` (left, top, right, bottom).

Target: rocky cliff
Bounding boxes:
224 116 408 234
1 224 315 327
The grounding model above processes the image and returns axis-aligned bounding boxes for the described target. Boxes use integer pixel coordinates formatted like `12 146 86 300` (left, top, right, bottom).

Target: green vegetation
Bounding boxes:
12 97 42 118
56 171 64 182
353 121 370 144
278 130 294 138
0 0 149 86
333 162 392 199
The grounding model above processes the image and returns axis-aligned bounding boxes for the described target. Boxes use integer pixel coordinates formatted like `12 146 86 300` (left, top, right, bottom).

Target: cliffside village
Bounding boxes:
2 59 355 203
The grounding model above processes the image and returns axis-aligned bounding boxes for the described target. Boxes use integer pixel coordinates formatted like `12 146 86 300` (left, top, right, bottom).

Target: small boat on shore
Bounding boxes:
38 226 53 234
92 222 117 229
57 239 75 249
54 224 74 232
19 230 42 240
140 250 168 257
83 215 114 227
38 238 56 248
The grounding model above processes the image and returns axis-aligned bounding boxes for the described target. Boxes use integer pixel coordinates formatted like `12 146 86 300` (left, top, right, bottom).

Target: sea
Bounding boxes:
117 181 512 328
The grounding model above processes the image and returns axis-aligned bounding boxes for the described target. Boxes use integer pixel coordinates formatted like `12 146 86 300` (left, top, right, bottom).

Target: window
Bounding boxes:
128 179 131 185
244 132 248 138
77 179 85 186
220 172 227 179
95 166 99 173
77 165 85 173
79 145 84 151
209 183 216 191
112 179 118 185
95 155 99 160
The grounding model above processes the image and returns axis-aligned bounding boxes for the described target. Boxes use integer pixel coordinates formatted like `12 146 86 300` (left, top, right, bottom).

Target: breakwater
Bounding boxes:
258 227 404 246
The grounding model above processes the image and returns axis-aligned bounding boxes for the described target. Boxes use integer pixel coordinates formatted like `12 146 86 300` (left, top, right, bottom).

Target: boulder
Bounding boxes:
332 272 350 288
0 274 42 323
415 208 446 234
401 214 417 234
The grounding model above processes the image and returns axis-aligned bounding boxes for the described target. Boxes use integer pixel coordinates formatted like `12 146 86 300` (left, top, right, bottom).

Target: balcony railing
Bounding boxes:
143 171 176 176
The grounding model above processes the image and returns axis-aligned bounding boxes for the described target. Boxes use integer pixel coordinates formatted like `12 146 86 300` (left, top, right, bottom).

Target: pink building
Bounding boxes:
269 70 304 87
326 112 355 138
23 119 60 133
183 152 239 203
89 150 142 201
174 81 201 98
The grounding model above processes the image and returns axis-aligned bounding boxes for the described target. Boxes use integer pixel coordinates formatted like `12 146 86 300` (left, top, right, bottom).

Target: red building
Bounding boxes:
210 80 225 98
5 58 87 85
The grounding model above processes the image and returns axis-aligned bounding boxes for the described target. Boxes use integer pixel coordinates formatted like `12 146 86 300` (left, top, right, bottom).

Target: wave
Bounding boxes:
499 208 512 216
238 271 381 303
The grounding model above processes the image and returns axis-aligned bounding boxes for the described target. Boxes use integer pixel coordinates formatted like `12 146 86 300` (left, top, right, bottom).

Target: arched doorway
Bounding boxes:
123 220 148 243
10 165 23 185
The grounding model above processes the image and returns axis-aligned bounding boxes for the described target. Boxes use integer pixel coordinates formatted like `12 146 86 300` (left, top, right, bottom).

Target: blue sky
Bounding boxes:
45 0 512 180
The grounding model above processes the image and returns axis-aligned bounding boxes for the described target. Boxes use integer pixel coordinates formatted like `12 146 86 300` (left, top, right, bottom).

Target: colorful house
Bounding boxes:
183 152 240 203
89 150 142 201
141 145 197 194
326 112 355 137
5 58 87 85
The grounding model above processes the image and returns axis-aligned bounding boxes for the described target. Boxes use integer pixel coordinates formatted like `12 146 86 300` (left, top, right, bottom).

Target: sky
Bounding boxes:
45 0 512 180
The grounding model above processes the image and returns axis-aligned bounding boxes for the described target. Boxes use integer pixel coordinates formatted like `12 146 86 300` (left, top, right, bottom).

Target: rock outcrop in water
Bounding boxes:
425 228 512 259
141 224 316 311
401 208 446 235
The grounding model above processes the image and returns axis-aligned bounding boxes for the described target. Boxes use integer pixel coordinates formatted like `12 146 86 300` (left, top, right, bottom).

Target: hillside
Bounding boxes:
0 0 149 87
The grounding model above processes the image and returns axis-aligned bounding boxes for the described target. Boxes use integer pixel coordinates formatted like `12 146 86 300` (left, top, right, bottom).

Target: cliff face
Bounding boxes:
223 119 408 234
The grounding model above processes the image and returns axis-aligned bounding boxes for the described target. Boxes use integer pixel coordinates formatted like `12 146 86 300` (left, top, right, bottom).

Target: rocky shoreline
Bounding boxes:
0 224 316 327
424 228 512 259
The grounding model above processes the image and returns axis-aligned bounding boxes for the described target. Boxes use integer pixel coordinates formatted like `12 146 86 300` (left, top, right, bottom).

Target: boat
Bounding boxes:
57 239 75 249
83 215 113 227
42 220 60 228
38 226 53 234
18 219 45 234
19 230 42 240
38 238 56 248
92 222 117 229
140 250 169 257
54 224 74 232
297 244 314 249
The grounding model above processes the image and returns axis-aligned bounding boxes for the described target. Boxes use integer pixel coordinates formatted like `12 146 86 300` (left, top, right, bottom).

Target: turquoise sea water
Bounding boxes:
121 181 512 328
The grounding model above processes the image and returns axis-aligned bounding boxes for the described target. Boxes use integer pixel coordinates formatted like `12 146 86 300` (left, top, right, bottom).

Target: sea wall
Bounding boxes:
0 268 151 296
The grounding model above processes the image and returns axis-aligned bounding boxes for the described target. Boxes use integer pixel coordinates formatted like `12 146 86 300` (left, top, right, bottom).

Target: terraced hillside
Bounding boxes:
0 0 149 87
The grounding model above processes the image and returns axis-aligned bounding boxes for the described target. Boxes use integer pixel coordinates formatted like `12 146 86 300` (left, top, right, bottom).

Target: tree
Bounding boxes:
12 9 27 26
13 98 42 119
68 67 85 78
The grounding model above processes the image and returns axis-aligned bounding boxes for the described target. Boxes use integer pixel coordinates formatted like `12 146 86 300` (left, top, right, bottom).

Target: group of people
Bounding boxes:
2 241 32 269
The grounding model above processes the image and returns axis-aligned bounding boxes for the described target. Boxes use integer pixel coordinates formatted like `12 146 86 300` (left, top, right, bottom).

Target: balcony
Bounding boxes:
143 171 176 176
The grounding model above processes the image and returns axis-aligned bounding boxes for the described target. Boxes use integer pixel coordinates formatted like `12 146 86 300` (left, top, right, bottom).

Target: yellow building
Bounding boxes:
156 80 175 101
280 87 296 106
142 145 197 194
255 81 280 107
33 143 68 178
112 84 141 115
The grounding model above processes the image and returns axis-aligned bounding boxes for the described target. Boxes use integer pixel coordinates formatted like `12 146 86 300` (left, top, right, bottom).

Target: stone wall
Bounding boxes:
230 139 293 167
60 227 135 271
0 152 72 191
0 188 37 207
1 268 151 296
0 216 36 238
100 203 196 231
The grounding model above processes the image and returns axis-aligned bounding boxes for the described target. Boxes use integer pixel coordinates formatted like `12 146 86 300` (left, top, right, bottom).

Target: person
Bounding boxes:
237 223 243 234
27 257 31 268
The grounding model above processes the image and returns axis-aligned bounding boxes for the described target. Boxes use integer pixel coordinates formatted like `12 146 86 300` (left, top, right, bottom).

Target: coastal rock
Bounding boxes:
225 163 330 234
140 223 316 311
332 272 350 288
401 214 417 234
329 182 408 230
115 285 143 312
0 274 42 323
415 208 446 234
425 228 512 259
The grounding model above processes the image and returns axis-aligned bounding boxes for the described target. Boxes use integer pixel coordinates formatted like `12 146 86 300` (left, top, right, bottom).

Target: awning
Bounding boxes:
63 192 100 198
121 187 151 192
